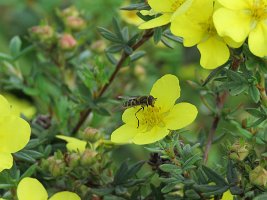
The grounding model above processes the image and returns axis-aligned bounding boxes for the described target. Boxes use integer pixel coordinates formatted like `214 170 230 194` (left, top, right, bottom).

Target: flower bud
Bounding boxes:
80 149 97 166
134 65 146 81
229 141 250 161
90 40 106 53
65 152 80 168
65 16 86 31
59 34 77 50
61 6 80 17
249 166 267 186
47 157 66 177
83 127 100 142
29 25 54 41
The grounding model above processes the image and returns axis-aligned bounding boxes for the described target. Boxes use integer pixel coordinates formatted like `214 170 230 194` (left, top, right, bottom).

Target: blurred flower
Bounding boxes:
111 74 198 145
120 0 143 26
29 25 54 41
0 95 31 172
249 165 267 186
229 141 250 161
17 177 81 200
61 6 80 18
213 0 267 57
3 93 36 119
59 34 77 50
65 16 86 31
171 0 243 69
56 135 86 153
139 0 194 29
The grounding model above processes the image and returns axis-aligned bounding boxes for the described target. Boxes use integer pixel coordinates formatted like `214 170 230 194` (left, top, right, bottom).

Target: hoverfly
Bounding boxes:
119 95 157 128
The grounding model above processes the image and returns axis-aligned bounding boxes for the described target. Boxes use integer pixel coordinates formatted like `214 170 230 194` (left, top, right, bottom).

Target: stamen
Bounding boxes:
138 106 165 130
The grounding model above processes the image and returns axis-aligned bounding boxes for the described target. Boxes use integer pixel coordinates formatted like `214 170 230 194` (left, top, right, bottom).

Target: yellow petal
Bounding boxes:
197 36 230 69
111 124 139 144
147 0 173 12
224 36 244 48
171 15 205 46
133 126 169 144
0 115 31 153
221 190 234 200
218 0 253 9
150 74 180 112
3 93 36 119
248 22 267 57
213 8 251 42
164 103 197 130
171 0 194 20
0 152 13 172
139 14 171 29
0 95 11 116
56 135 86 153
17 177 48 200
49 191 81 200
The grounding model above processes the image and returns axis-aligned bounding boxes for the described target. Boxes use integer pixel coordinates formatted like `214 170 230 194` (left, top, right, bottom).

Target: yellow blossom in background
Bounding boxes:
111 74 197 145
213 0 267 57
56 135 86 153
17 177 81 200
171 0 243 69
3 93 36 119
0 95 31 172
120 1 143 26
139 0 194 29
212 190 233 200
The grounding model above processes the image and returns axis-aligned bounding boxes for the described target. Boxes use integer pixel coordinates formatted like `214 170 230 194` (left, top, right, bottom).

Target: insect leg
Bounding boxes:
135 106 144 128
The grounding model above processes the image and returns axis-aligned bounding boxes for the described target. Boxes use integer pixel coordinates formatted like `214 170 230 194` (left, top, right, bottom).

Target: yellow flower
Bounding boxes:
3 93 36 119
139 0 194 29
0 95 31 172
56 135 86 153
213 0 267 57
17 177 81 200
120 1 143 26
111 74 197 145
170 0 243 69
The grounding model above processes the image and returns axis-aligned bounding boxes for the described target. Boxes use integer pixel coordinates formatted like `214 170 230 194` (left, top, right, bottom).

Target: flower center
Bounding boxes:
171 0 186 12
138 106 165 130
251 0 267 21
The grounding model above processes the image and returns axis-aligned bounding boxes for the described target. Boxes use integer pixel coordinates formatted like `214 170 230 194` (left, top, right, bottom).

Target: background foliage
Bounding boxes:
0 0 267 199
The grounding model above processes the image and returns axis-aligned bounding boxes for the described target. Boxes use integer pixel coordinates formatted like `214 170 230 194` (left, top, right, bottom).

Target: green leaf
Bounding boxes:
120 3 149 10
125 161 145 180
106 44 123 53
182 153 201 171
153 27 162 44
9 36 22 57
113 162 128 185
202 64 228 86
0 184 14 189
130 51 146 62
161 182 177 193
163 30 183 43
248 116 267 127
160 164 182 174
254 193 267 200
226 160 238 184
160 37 173 49
246 108 266 118
0 52 13 61
112 18 123 40
20 164 37 180
14 152 36 163
248 85 260 103
229 186 243 195
202 165 227 186
98 27 122 43
124 45 133 55
185 189 200 199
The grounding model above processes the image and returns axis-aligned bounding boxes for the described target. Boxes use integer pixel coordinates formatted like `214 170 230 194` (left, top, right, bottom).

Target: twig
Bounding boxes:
71 29 154 134
203 91 228 163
